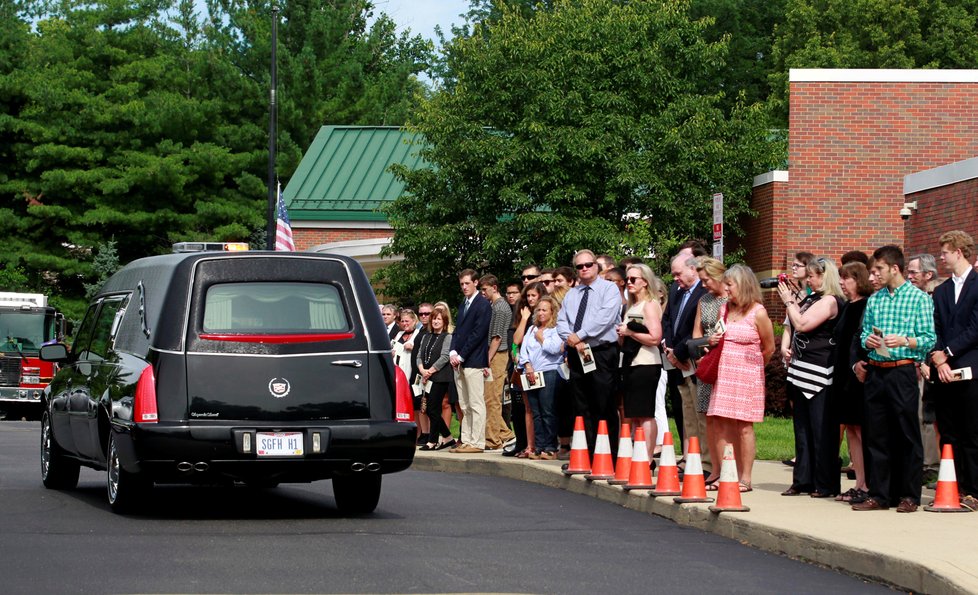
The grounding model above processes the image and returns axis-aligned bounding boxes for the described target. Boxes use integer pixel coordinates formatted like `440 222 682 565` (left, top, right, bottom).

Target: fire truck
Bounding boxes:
0 292 65 416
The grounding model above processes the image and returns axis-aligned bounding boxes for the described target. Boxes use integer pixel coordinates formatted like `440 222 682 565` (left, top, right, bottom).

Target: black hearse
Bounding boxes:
39 250 416 513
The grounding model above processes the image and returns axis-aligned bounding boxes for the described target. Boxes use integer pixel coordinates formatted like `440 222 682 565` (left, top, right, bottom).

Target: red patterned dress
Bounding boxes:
707 302 767 423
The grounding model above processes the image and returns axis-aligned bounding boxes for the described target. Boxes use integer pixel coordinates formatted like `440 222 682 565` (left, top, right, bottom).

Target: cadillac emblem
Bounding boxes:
268 378 291 398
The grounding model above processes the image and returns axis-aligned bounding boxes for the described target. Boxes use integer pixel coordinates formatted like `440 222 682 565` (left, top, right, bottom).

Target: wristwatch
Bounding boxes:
904 336 911 347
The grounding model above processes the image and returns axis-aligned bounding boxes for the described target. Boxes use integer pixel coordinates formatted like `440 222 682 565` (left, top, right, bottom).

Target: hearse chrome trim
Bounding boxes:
181 349 372 358
331 360 362 368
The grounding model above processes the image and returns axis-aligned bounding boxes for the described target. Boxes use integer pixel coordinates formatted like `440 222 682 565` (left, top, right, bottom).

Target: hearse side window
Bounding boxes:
203 282 349 333
70 302 101 360
83 296 129 362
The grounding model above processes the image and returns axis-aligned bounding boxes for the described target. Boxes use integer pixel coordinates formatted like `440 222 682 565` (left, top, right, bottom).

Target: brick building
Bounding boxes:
904 156 978 258
736 69 978 316
283 125 424 277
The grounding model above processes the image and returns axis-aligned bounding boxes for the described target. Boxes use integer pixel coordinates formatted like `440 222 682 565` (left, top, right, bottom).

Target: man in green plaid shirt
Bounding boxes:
854 245 935 513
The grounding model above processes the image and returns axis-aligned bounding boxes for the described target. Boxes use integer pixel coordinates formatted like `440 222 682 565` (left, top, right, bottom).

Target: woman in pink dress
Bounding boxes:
706 264 776 491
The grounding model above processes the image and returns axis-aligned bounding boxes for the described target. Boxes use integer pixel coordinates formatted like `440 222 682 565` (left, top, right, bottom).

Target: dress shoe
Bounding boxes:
810 491 836 498
851 498 888 511
434 439 457 451
503 436 517 448
781 486 808 496
896 497 919 513
501 445 518 457
451 444 484 454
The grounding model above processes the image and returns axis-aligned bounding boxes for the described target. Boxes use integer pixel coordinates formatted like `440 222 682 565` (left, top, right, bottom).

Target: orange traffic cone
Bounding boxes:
562 416 591 475
674 436 713 503
608 423 632 485
925 444 973 513
709 444 750 512
651 431 681 497
624 427 654 491
585 420 616 481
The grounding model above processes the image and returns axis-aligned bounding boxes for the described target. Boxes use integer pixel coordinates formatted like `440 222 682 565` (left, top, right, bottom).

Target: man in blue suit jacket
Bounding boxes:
449 269 492 453
930 231 978 502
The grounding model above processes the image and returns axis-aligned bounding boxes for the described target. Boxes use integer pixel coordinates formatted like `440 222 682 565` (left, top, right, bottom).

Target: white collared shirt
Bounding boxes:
953 273 966 303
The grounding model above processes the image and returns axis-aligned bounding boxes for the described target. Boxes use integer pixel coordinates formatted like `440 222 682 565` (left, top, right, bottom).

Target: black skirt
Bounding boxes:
622 364 662 418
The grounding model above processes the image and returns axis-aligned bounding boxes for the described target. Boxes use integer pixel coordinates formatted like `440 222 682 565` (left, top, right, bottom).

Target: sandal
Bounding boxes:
515 448 533 459
706 482 719 492
419 443 436 451
704 475 720 487
836 487 860 502
739 481 752 493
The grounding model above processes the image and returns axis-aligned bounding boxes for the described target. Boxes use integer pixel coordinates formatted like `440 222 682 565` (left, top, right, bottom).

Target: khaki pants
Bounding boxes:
456 367 487 449
484 352 515 448
679 375 711 472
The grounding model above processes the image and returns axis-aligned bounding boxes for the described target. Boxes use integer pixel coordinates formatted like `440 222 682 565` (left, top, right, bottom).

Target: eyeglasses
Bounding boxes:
790 263 804 269
575 262 596 270
625 276 641 284
906 269 921 277
541 279 554 285
418 311 432 316
522 274 539 280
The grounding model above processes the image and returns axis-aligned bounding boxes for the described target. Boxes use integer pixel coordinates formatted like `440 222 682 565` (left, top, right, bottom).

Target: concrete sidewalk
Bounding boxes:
413 450 978 594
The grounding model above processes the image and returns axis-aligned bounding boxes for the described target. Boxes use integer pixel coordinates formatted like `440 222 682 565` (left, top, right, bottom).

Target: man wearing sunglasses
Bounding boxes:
557 249 624 459
521 265 541 287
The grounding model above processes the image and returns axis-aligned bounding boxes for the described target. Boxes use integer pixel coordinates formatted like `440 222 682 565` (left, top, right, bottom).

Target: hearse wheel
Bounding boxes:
107 432 151 513
40 412 79 489
332 473 382 514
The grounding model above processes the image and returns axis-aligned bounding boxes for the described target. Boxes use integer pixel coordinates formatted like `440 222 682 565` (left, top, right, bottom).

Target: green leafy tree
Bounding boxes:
83 239 120 299
378 0 783 303
0 0 431 307
769 0 978 122
689 0 787 116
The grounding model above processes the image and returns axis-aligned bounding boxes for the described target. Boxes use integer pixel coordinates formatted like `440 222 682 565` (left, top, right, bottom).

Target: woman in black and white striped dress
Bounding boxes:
778 257 845 498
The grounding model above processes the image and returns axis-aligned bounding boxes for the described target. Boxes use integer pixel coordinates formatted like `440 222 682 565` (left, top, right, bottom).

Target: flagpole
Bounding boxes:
266 4 279 251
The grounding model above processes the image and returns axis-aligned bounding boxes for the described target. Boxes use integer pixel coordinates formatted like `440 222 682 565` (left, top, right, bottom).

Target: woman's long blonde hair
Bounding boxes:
625 263 659 306
723 264 762 313
535 296 560 329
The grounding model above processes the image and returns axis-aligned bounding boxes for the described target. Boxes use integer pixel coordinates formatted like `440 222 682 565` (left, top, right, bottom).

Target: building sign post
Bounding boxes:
712 193 723 260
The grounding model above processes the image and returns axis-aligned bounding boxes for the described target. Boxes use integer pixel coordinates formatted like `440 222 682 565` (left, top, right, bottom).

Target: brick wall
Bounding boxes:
787 71 978 262
735 174 789 277
293 227 392 251
905 177 978 258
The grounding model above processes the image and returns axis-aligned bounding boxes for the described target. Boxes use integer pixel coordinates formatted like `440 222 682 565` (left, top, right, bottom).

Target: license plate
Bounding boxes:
256 432 303 457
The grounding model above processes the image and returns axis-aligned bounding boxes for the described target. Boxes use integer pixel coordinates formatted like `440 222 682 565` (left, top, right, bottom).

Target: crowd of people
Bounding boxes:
382 232 978 514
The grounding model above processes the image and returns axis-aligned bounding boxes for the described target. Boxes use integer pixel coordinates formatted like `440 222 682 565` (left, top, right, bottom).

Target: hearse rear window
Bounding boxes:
203 282 348 333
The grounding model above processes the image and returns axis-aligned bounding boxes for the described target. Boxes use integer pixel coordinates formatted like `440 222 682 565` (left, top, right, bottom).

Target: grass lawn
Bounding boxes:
443 411 845 463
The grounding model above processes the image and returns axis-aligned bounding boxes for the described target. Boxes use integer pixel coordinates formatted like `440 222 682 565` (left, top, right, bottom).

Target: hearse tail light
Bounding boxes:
134 365 159 423
393 367 415 423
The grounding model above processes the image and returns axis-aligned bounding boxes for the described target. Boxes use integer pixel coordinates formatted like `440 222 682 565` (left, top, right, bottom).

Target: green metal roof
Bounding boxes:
283 125 428 222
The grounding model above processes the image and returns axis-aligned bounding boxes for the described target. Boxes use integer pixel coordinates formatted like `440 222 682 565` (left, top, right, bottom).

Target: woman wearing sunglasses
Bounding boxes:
618 264 664 463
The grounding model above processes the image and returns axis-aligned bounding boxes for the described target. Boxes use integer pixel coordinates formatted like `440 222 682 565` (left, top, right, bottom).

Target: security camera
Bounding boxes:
901 201 917 220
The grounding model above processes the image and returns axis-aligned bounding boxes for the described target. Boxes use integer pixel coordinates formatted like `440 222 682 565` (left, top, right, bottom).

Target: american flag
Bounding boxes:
275 187 295 251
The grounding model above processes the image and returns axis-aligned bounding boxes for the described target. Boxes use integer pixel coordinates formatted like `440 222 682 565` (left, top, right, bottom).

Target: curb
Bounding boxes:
412 452 967 595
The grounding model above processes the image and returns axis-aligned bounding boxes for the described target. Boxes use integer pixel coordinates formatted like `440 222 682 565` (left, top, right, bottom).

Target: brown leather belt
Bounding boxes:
867 359 915 368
